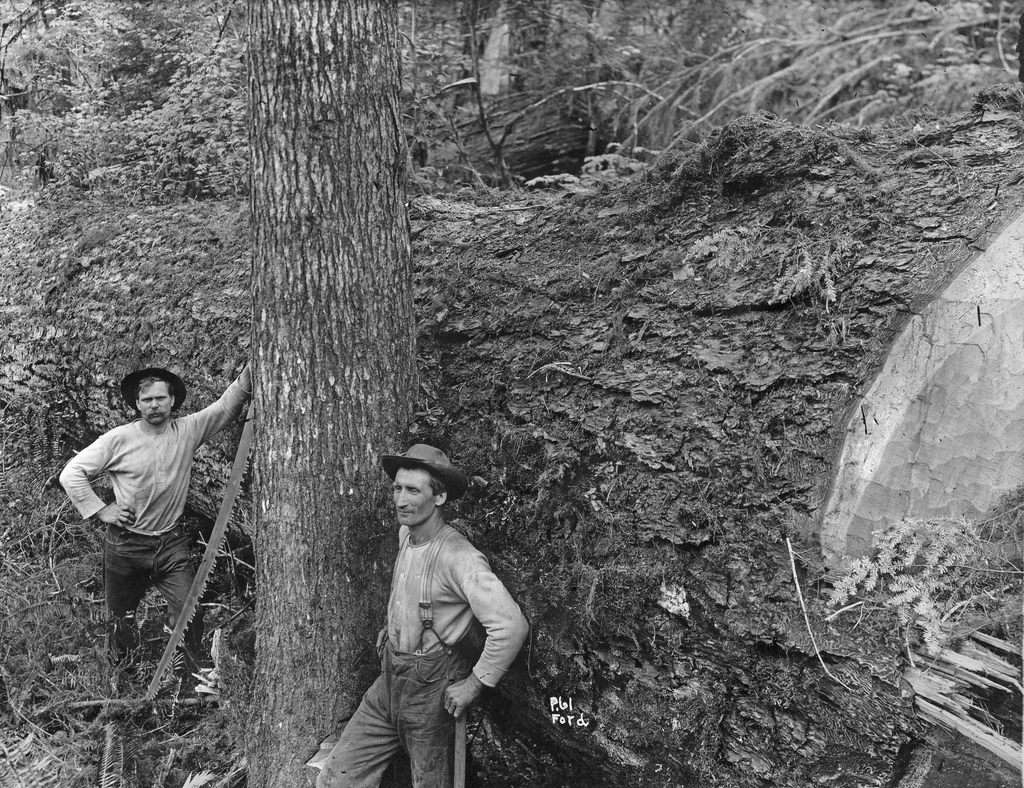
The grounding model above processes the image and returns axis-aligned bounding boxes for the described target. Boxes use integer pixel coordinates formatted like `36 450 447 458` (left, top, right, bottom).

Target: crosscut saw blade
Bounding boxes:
145 413 254 700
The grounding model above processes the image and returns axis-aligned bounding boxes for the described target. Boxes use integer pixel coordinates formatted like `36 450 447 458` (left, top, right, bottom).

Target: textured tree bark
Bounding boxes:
246 2 415 786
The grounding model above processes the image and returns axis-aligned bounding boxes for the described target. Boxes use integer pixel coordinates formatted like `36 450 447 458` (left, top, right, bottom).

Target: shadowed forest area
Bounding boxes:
1 1 1022 787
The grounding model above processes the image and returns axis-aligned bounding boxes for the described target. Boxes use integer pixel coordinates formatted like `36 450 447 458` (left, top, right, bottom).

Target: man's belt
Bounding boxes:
106 522 182 538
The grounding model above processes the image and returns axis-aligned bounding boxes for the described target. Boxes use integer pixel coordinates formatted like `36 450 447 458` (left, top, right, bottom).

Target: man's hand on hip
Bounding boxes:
444 672 484 718
98 502 135 528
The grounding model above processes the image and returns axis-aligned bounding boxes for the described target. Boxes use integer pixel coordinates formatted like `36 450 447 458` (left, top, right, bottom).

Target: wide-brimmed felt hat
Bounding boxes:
380 444 468 500
120 367 187 412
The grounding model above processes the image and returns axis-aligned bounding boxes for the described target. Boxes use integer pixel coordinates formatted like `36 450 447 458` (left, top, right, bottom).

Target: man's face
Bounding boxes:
393 467 446 529
136 380 174 426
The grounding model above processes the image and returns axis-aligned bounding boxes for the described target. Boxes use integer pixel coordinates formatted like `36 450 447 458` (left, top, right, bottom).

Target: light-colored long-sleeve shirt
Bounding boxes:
388 524 528 687
59 379 250 535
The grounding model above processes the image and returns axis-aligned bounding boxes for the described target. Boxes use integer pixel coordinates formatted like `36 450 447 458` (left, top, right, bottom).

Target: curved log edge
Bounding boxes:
823 208 1024 563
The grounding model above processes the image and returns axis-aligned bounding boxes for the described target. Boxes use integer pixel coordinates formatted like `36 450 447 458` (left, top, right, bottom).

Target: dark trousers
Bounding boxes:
317 644 470 788
103 522 203 669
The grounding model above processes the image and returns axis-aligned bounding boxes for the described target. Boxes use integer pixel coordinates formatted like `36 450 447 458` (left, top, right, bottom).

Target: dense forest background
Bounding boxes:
1 0 1021 198
1 1 1022 787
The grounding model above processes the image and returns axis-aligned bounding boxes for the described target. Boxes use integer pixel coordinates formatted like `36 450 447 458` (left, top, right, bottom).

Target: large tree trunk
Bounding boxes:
246 2 415 785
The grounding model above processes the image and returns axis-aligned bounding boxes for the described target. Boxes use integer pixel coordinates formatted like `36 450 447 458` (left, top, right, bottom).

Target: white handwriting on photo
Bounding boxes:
548 696 591 728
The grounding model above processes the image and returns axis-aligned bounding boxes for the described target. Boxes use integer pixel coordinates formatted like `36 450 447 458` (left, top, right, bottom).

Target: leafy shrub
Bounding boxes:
4 0 246 202
4 0 1017 193
402 0 1017 175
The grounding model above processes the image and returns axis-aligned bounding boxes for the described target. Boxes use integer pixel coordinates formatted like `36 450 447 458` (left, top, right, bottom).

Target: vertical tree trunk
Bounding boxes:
246 2 415 785
478 1 511 97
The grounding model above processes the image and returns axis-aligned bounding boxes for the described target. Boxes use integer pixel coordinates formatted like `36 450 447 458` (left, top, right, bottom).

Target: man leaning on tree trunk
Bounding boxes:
59 365 251 674
317 444 529 788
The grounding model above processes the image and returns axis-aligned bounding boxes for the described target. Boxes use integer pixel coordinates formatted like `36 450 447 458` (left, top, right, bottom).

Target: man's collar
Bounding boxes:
135 417 174 436
406 513 446 546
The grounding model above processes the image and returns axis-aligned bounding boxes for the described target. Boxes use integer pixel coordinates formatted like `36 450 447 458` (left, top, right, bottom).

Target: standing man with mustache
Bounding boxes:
59 365 252 672
317 444 529 788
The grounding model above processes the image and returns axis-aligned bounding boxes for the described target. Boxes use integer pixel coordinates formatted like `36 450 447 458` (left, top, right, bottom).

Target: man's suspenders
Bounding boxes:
417 527 454 650
389 526 456 654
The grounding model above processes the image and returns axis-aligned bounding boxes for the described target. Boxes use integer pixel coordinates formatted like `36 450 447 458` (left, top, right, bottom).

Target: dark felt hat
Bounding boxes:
380 444 469 500
120 367 187 412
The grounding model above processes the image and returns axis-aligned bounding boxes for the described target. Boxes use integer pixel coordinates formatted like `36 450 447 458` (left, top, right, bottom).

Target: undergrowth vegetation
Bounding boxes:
827 494 1024 656
1 0 1019 199
0 398 249 786
1 0 247 202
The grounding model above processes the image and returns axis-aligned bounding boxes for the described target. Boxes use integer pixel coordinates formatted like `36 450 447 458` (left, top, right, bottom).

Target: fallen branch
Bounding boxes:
823 599 863 621
813 93 876 124
0 596 77 626
526 362 592 382
804 55 894 125
496 80 663 155
677 30 915 137
786 537 853 690
40 696 206 714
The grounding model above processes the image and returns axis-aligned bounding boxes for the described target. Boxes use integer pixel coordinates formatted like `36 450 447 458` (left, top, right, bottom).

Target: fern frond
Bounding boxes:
827 513 1019 658
29 406 48 470
890 586 919 610
99 724 125 788
827 557 872 605
182 770 219 787
859 566 879 593
888 575 916 593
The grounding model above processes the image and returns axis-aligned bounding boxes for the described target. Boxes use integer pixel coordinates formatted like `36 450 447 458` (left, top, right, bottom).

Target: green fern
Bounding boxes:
681 226 753 275
99 724 125 788
769 234 855 309
29 406 49 470
827 516 1004 655
0 732 62 788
